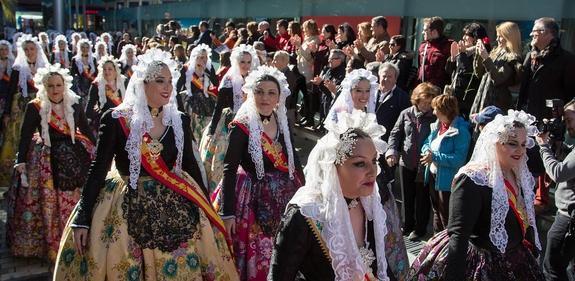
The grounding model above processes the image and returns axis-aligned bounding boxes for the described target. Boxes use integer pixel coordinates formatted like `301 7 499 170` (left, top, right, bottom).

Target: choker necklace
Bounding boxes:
50 98 64 104
27 61 36 66
149 106 163 118
260 113 272 125
345 197 360 209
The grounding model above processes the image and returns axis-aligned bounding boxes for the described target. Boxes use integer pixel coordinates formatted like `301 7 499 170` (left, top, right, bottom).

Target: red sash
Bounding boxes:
1 72 9 82
105 86 122 106
31 99 95 151
231 121 289 172
27 79 37 92
191 72 218 98
82 69 95 81
504 179 534 251
116 116 231 248
126 69 133 78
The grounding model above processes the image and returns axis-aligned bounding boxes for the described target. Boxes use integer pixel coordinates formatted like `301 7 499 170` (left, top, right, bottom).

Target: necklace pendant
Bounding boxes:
348 198 359 209
148 139 164 161
262 118 270 125
359 245 376 269
150 108 160 118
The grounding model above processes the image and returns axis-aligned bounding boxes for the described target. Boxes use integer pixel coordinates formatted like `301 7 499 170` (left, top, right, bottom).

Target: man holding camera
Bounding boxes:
536 100 575 281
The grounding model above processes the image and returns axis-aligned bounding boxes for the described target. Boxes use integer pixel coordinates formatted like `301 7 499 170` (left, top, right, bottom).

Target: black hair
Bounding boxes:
338 23 357 43
372 16 388 30
255 74 281 93
322 24 337 40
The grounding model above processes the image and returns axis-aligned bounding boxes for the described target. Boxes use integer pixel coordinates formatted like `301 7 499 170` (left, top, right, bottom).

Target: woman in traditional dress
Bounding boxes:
99 32 115 57
200 44 259 193
6 63 95 262
213 65 303 280
53 48 238 280
0 35 49 186
176 43 218 143
325 68 409 281
0 40 14 124
93 41 109 62
408 110 544 281
50 35 72 69
269 111 391 281
85 55 127 133
70 39 97 107
119 44 139 78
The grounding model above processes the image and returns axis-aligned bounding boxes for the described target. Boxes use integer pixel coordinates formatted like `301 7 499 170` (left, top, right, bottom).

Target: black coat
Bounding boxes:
517 44 575 120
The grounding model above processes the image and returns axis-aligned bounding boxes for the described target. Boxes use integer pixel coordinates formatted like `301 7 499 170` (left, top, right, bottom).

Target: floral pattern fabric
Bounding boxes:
54 172 238 281
5 134 82 261
200 108 235 194
212 167 302 281
408 230 544 281
382 188 409 281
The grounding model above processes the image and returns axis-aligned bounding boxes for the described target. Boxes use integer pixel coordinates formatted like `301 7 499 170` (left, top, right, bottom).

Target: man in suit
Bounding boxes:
517 17 575 120
375 62 411 196
376 62 411 141
195 21 213 47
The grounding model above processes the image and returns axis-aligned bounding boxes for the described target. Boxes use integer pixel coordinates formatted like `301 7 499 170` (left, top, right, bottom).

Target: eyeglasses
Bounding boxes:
328 57 341 61
531 29 546 34
389 43 397 47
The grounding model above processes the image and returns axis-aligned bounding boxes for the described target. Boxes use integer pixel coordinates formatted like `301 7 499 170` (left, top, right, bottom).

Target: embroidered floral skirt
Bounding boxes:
212 167 302 281
381 184 409 281
5 135 83 262
191 114 211 146
200 108 235 194
0 92 32 186
54 172 238 281
408 230 544 281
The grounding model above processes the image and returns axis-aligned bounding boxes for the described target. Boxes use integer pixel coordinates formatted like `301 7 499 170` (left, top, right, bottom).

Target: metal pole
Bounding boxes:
75 0 79 29
138 0 142 36
54 0 64 32
83 0 87 31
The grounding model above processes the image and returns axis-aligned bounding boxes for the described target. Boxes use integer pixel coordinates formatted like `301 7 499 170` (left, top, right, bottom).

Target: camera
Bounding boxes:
536 99 565 142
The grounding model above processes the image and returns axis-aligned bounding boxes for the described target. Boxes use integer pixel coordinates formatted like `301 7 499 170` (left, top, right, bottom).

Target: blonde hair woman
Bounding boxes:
471 21 523 115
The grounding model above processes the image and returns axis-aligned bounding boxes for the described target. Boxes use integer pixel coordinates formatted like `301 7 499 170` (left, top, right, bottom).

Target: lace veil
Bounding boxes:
219 44 259 112
94 55 127 106
13 34 50 97
326 68 378 125
33 63 81 148
184 43 212 98
112 48 183 189
72 39 96 77
455 109 541 253
289 110 390 281
233 65 295 180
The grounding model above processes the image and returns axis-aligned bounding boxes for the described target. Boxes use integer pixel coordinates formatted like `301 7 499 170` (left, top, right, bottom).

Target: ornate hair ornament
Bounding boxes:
54 34 68 44
133 48 180 83
242 65 291 102
335 129 359 165
33 63 73 89
325 110 388 166
231 44 260 71
121 44 137 56
17 34 41 49
491 109 539 149
76 38 93 53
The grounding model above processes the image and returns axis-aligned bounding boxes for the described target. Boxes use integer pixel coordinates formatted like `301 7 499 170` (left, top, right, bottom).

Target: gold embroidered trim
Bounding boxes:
305 217 331 262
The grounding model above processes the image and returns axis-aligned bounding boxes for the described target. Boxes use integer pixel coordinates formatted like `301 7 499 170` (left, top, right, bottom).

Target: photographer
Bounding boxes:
536 100 575 281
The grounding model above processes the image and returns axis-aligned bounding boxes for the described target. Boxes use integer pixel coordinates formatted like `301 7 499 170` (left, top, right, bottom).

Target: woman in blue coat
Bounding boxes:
421 94 471 233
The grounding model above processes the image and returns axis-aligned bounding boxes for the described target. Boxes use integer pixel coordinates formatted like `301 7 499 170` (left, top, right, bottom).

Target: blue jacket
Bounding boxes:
421 116 471 191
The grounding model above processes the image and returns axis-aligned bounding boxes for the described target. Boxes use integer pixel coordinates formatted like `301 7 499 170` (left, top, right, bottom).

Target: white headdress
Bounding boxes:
290 110 389 281
33 63 80 147
326 68 379 125
99 32 114 54
219 44 260 112
53 35 71 68
13 34 50 97
93 41 108 61
73 39 96 76
455 109 541 253
0 40 15 76
185 43 212 98
233 65 295 179
119 44 139 66
112 48 182 190
94 55 127 106
70 32 81 54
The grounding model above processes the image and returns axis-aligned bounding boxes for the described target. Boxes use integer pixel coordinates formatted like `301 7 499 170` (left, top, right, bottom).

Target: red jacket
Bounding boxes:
417 36 453 90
